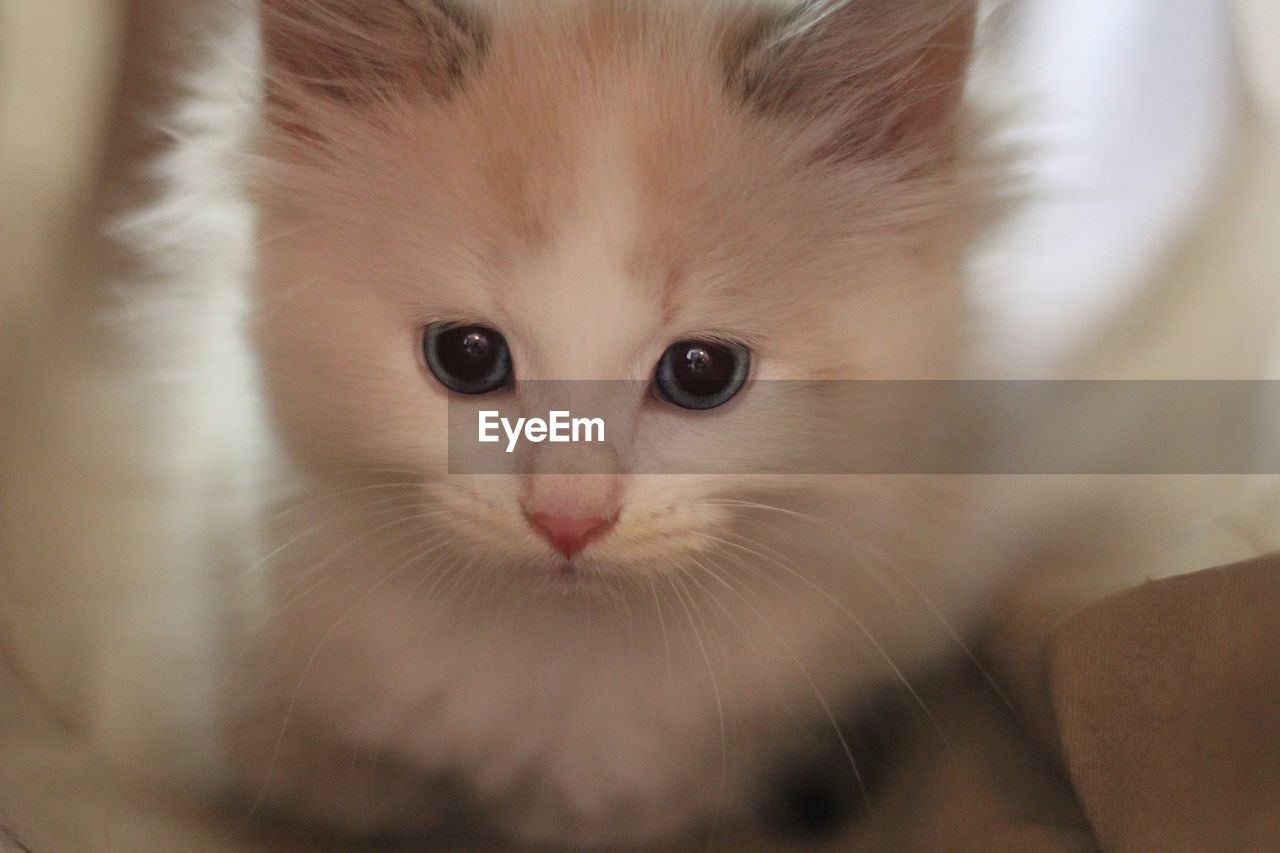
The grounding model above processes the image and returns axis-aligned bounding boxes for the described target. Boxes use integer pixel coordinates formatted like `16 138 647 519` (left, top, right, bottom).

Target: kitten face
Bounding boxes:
237 0 987 843
253 0 975 585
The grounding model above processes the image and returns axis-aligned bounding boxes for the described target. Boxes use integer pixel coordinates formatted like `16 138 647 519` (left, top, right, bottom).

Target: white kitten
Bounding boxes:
1 0 1002 847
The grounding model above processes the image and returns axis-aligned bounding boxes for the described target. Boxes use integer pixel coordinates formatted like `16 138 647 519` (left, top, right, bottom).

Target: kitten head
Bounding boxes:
251 0 981 584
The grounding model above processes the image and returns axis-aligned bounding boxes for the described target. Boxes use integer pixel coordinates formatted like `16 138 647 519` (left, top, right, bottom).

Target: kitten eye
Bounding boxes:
423 323 514 395
653 340 750 411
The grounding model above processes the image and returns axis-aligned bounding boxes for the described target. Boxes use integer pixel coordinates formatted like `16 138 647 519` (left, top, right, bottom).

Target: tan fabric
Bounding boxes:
1048 558 1280 852
775 556 1278 853
839 555 1280 853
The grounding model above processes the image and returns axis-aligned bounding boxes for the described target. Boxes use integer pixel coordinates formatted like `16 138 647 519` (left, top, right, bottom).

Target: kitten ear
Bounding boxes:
261 0 485 112
733 0 977 162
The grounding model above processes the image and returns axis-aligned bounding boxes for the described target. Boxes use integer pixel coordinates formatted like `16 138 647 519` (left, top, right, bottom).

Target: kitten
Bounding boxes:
1 0 1000 847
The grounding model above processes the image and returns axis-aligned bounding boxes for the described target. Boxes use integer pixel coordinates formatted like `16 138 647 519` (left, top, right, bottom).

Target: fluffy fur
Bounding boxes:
1 0 1002 847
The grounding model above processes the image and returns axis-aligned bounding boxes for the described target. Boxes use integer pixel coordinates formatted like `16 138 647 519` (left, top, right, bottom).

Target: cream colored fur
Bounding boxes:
2 1 1006 847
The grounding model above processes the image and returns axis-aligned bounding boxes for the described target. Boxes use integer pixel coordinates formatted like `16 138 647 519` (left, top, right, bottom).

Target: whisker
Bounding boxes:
662 569 729 851
244 488 426 577
683 553 878 822
256 478 422 527
400 546 482 662
695 528 955 766
242 516 451 825
708 497 1013 713
270 513 450 618
647 576 674 682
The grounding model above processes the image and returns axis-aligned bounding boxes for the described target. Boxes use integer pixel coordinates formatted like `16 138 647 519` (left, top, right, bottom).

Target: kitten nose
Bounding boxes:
526 513 615 558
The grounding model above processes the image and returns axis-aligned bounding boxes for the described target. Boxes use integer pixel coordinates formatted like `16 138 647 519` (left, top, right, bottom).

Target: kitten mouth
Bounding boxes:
546 566 603 596
553 555 609 582
542 555 621 593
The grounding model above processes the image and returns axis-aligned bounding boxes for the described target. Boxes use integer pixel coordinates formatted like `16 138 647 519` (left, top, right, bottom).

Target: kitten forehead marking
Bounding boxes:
505 106 660 381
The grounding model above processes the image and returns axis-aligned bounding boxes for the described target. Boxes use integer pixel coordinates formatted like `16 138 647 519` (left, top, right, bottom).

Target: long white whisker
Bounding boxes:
241 513 447 826
662 569 729 851
647 576 674 682
696 528 955 766
268 509 450 615
684 553 878 820
708 497 1012 713
257 479 421 528
244 489 425 578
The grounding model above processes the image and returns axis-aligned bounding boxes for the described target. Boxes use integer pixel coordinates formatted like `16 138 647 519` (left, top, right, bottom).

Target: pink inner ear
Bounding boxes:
260 0 484 114
737 0 978 163
890 7 978 147
820 7 977 162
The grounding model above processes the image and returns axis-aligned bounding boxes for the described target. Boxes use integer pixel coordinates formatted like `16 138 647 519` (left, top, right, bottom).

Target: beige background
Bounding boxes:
1 1 122 352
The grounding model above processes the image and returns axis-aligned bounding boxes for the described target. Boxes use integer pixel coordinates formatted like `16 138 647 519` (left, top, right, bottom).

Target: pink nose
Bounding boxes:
526 513 615 558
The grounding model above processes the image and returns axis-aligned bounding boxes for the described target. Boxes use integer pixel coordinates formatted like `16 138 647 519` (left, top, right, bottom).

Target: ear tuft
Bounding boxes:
261 0 485 118
732 0 977 163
